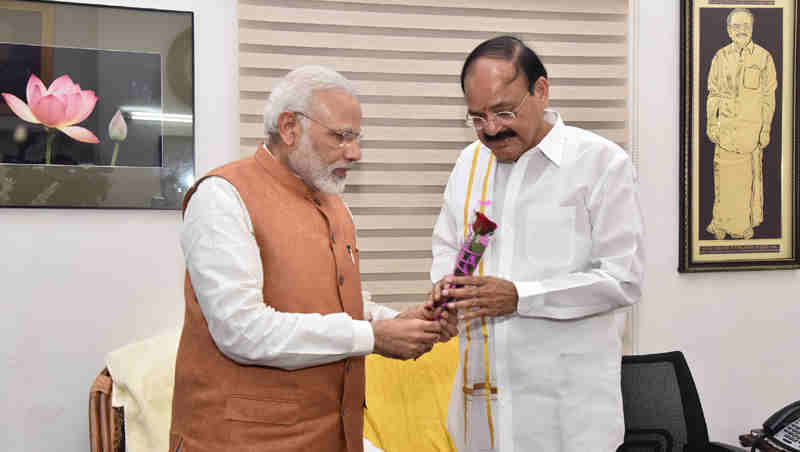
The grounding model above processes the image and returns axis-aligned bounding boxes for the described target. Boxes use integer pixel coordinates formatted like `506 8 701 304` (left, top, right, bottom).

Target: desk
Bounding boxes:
740 433 785 452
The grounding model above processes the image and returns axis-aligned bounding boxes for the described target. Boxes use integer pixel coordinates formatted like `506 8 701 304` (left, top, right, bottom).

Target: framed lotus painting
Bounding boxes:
679 0 800 271
0 0 194 209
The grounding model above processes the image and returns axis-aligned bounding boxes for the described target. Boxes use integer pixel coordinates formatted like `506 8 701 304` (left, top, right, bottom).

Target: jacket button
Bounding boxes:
339 275 344 285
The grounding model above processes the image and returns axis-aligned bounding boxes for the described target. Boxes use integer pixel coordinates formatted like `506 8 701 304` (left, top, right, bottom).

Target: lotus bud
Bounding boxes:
108 109 127 142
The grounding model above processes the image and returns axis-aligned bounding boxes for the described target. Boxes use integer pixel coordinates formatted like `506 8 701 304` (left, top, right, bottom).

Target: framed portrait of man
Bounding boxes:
679 0 800 271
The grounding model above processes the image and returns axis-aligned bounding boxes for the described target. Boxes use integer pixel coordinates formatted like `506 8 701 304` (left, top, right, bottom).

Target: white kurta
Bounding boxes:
431 110 645 452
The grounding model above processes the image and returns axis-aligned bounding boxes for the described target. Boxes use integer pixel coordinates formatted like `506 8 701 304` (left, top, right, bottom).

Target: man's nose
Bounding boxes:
344 141 362 162
483 117 502 135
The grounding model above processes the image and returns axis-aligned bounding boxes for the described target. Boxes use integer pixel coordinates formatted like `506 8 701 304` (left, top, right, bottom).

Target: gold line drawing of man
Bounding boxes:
706 8 777 240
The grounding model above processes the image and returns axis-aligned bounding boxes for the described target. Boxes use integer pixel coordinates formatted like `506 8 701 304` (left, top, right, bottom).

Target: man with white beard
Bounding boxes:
169 65 457 452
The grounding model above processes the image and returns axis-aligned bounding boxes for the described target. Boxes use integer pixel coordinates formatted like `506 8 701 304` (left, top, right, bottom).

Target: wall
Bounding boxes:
0 1 238 451
634 1 800 445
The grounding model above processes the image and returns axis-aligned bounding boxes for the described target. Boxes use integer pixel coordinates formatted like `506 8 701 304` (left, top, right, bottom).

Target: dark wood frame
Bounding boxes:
679 0 800 271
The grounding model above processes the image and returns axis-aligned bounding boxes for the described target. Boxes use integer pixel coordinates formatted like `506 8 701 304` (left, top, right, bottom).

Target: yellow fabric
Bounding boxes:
364 338 459 452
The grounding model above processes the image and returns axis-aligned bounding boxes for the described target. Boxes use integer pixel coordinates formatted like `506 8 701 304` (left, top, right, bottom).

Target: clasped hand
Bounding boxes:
372 300 458 360
430 275 518 323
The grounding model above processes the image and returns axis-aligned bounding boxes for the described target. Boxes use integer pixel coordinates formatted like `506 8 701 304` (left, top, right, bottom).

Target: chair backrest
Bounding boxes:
620 351 711 452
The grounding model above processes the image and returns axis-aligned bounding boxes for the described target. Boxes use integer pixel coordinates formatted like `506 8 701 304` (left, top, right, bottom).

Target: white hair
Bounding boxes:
263 65 357 139
727 8 753 26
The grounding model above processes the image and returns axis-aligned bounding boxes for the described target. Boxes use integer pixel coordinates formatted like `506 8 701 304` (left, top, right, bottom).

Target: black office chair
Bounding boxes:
617 351 746 452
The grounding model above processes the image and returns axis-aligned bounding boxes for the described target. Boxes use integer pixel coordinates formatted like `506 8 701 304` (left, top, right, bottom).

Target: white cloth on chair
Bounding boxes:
106 328 181 452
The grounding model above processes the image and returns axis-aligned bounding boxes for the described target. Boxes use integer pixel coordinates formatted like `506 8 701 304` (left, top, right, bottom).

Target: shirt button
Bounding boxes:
339 275 344 285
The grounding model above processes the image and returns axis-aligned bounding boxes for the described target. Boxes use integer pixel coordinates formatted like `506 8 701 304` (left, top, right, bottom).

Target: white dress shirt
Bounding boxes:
432 110 645 452
182 176 398 371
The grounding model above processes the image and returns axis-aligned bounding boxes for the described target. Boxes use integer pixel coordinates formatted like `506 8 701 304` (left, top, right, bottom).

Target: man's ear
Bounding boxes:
533 76 550 108
277 111 300 147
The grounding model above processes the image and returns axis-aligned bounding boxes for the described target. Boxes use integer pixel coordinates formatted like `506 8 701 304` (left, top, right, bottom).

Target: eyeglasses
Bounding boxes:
729 22 753 31
293 111 363 147
465 92 530 131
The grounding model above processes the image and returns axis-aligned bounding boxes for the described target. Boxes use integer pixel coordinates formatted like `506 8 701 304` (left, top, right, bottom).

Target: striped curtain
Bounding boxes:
238 0 629 312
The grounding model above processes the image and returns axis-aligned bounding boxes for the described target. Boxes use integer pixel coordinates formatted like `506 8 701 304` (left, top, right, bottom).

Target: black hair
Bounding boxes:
460 35 547 94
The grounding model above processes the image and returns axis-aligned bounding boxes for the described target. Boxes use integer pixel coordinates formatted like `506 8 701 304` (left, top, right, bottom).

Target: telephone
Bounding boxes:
755 400 800 452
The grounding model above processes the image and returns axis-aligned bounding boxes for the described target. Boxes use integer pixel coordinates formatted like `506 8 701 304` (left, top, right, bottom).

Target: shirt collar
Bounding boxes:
531 109 564 167
730 40 755 55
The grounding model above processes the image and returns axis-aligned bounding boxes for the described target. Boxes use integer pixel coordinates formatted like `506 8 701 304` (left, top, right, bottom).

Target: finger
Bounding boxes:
440 318 458 339
446 299 480 312
433 280 446 302
445 275 482 287
418 319 443 334
459 308 490 323
441 285 478 300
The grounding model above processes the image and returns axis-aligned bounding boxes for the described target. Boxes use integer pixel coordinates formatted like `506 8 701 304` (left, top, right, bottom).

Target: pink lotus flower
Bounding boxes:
1 74 99 144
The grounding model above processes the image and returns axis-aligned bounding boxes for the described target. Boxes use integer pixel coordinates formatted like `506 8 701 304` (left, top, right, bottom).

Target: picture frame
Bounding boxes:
679 0 800 271
0 0 194 209
0 0 53 117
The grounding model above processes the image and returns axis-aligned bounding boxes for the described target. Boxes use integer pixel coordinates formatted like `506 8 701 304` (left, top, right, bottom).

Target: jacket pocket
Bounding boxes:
224 395 299 425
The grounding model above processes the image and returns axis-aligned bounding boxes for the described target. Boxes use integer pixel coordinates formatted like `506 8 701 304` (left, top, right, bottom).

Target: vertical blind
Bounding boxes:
237 0 629 312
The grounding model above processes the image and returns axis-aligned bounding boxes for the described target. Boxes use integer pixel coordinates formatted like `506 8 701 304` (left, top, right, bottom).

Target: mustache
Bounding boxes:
329 162 353 170
328 162 354 175
483 130 517 141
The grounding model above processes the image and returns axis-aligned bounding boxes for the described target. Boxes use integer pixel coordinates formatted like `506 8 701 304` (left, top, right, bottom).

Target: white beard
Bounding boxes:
288 131 348 194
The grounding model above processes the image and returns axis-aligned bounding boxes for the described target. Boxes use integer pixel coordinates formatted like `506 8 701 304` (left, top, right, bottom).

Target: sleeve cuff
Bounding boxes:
351 319 375 355
513 280 546 316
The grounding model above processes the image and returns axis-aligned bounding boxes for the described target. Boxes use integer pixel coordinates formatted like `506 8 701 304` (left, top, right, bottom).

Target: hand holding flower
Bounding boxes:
433 211 498 310
441 275 519 322
398 299 458 342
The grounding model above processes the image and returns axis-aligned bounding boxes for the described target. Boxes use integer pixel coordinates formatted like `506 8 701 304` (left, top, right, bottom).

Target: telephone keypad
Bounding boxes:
773 418 800 452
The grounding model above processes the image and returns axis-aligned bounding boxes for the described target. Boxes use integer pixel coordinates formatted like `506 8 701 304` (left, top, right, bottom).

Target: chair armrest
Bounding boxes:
616 439 663 452
708 442 748 452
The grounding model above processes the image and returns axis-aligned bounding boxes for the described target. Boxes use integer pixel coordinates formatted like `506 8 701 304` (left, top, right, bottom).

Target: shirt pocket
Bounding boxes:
743 66 761 90
224 395 299 425
523 205 576 267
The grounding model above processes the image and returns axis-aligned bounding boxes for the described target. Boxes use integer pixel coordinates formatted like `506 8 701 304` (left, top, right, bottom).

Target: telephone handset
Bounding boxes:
760 400 800 452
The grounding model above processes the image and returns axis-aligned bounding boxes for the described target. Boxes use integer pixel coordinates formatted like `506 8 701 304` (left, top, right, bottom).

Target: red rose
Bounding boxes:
472 211 498 235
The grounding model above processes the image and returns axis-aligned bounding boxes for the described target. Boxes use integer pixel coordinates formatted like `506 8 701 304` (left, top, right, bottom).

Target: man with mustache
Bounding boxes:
169 65 456 452
430 36 645 451
706 8 777 240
